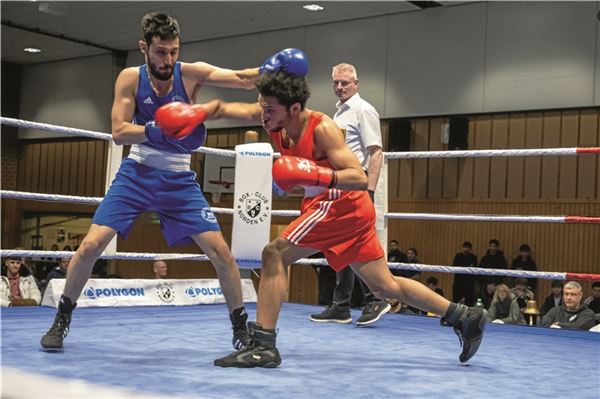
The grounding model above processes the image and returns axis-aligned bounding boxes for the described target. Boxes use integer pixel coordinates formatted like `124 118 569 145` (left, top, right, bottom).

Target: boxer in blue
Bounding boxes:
40 12 260 351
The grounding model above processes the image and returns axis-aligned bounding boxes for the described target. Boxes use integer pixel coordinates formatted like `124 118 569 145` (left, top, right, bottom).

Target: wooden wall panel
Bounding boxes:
473 117 492 198
541 112 561 198
457 119 476 198
578 109 598 199
523 113 543 199
412 119 429 198
559 111 579 198
506 114 526 199
427 118 444 199
490 115 509 199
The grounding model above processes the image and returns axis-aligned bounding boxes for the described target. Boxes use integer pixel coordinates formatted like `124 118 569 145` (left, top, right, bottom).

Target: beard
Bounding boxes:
148 62 173 81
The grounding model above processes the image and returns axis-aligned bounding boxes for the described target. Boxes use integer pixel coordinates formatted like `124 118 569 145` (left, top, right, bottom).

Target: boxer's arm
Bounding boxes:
111 68 147 145
314 117 367 191
200 99 262 123
183 62 258 90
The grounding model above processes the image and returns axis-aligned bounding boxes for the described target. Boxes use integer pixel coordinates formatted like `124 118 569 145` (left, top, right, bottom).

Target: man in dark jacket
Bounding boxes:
478 239 507 296
510 244 538 292
540 280 564 317
542 281 595 330
452 241 478 306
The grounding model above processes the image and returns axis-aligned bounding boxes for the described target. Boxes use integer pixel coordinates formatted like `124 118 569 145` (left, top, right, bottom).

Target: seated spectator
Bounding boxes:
1 256 42 307
403 248 421 280
510 277 535 311
153 260 168 279
510 244 538 292
387 240 407 263
452 241 478 306
91 259 108 278
426 276 444 297
480 280 497 310
46 257 70 285
540 280 564 317
583 281 600 315
542 281 595 330
487 283 526 325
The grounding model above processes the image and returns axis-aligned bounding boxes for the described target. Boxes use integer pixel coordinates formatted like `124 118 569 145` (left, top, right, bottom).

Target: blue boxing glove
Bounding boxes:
144 120 164 142
259 48 308 77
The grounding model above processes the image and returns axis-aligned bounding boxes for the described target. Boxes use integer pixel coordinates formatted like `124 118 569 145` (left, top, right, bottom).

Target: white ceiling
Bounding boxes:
1 1 468 65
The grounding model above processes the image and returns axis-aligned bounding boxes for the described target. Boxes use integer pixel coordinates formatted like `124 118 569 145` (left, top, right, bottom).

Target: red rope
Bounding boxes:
565 272 600 281
564 216 600 224
576 147 600 154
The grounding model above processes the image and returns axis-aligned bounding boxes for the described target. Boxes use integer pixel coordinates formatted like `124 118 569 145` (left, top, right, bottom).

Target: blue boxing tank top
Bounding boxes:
133 62 205 154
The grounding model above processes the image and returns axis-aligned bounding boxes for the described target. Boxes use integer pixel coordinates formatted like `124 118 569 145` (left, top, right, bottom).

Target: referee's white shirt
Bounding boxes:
333 93 382 169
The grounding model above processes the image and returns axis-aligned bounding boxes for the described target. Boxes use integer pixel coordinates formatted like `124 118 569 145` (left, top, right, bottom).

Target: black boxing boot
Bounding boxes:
214 322 281 368
444 302 487 363
230 307 251 350
41 295 76 351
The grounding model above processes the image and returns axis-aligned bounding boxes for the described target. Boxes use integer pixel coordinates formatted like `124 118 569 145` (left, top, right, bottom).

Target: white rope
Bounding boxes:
0 190 103 205
386 212 566 223
0 117 112 141
0 250 209 262
384 147 578 159
1 249 573 280
387 262 567 280
5 190 597 222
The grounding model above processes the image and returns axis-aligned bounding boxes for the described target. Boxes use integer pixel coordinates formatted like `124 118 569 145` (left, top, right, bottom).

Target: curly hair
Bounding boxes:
255 71 310 110
141 12 180 46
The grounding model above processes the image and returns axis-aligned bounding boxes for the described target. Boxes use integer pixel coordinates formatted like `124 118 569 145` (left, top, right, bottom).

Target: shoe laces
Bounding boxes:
47 313 70 336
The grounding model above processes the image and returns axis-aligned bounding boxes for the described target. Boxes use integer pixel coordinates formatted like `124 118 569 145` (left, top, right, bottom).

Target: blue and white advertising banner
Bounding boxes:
42 278 257 308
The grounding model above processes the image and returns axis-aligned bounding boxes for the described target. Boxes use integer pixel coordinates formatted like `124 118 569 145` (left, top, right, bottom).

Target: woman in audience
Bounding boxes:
487 283 525 325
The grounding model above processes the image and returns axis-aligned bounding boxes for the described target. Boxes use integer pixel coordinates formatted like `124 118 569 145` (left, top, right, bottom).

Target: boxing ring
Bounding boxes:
1 116 600 399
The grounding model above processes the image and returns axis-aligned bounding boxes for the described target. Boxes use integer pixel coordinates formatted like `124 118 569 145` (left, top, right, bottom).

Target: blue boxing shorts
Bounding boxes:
93 158 219 246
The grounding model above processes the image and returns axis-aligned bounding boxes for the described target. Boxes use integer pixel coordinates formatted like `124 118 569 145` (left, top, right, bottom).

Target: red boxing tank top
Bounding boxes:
270 112 333 169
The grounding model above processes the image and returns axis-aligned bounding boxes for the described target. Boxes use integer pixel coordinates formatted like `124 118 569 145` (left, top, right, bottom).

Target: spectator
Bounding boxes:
452 241 478 306
1 256 42 306
402 248 421 280
480 280 498 310
46 257 70 285
426 276 444 297
583 281 600 315
510 244 538 292
91 259 108 278
540 280 564 317
310 253 336 306
387 240 407 263
478 239 508 294
153 260 168 279
542 281 595 330
510 277 535 311
487 283 526 325
62 245 72 252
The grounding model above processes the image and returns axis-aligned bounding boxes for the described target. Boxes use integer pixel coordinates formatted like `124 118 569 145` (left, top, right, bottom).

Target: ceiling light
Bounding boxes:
302 4 324 12
38 2 69 17
24 47 42 53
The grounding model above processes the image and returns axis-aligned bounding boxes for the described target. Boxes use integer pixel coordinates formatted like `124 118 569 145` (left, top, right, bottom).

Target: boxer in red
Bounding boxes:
156 64 488 368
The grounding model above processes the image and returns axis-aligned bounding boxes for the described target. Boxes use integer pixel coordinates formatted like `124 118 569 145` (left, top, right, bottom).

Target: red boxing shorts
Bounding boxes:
281 188 384 271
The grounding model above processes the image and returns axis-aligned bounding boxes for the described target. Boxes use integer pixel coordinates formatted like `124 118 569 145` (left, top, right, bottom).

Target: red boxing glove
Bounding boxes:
155 102 207 140
272 156 337 192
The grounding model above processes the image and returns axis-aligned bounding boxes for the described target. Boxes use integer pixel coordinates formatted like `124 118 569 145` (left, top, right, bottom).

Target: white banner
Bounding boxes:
41 278 257 308
231 143 273 268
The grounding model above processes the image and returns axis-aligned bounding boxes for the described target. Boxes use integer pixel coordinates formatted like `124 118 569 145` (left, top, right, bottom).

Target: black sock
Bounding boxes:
58 295 76 314
230 307 248 329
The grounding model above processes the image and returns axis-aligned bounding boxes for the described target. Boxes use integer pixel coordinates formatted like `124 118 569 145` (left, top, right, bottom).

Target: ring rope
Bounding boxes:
3 116 600 159
2 249 598 281
384 147 600 159
3 190 598 222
